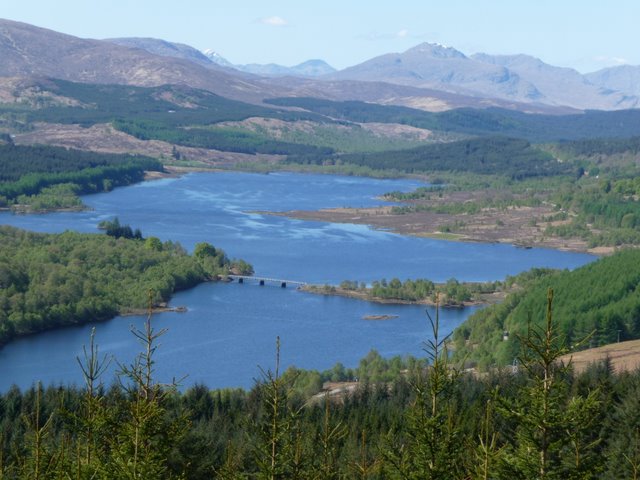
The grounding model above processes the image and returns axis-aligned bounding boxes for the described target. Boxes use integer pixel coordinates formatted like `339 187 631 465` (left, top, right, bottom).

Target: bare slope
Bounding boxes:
0 19 284 103
560 339 640 374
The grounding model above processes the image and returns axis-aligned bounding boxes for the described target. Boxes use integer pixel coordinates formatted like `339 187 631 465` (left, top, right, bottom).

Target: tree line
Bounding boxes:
453 248 640 369
113 119 335 156
332 277 501 306
267 96 640 142
0 144 162 209
0 290 635 478
0 226 250 346
287 136 571 180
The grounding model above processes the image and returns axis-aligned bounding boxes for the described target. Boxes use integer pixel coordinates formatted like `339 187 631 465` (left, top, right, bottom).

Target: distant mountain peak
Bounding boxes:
106 37 219 70
202 49 235 68
405 42 467 59
290 59 336 76
205 55 336 78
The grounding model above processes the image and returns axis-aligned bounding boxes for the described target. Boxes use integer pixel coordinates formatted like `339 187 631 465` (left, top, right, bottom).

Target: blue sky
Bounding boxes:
2 0 638 72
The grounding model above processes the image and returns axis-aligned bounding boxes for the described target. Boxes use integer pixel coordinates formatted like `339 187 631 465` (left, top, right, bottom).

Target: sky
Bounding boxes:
2 0 639 73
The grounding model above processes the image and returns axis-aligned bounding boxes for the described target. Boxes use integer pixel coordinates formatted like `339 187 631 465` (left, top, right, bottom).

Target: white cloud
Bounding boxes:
396 29 409 38
258 16 288 27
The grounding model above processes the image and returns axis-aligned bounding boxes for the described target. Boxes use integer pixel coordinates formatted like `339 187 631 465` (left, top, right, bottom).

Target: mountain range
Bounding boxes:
203 50 336 77
329 43 638 110
1 18 639 112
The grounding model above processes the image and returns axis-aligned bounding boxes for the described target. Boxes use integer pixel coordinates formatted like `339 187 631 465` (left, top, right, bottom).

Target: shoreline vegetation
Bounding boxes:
0 225 253 347
302 277 511 308
0 142 164 213
137 161 640 256
1 162 620 256
260 205 608 255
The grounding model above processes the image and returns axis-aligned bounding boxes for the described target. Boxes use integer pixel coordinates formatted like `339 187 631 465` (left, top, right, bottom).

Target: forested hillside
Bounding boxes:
113 119 335 156
0 143 162 209
552 136 640 157
289 136 569 179
5 80 323 126
0 142 160 183
453 248 640 368
0 80 343 155
268 97 640 141
0 226 242 345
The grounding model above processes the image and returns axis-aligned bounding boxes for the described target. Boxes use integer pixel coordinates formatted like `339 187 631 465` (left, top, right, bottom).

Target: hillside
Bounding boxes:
586 65 640 97
0 79 318 125
268 97 640 142
471 53 631 110
0 142 162 210
333 136 564 179
453 249 640 368
559 338 640 373
0 18 285 103
106 37 220 70
330 43 543 102
0 225 239 344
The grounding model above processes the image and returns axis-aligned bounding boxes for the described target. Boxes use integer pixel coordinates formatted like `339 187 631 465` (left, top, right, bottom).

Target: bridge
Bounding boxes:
228 275 307 288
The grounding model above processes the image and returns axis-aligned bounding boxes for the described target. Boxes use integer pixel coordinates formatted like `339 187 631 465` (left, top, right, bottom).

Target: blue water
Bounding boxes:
0 172 595 390
0 283 476 390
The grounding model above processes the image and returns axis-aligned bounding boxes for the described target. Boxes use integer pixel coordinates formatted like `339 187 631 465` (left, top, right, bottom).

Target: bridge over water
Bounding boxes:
228 275 307 288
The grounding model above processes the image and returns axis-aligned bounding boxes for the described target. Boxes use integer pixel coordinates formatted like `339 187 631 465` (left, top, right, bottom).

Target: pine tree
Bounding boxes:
499 288 602 479
63 327 111 477
102 290 188 479
252 337 301 479
384 295 465 479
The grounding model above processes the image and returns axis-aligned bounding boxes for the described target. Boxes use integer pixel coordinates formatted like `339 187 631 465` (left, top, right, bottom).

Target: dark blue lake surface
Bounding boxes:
0 172 595 390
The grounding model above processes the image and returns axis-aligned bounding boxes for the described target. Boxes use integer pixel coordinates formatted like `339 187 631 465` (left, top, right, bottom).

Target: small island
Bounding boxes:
362 314 399 321
302 275 531 308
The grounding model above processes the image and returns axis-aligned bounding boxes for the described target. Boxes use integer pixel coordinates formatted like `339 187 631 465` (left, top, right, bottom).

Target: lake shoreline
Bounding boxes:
3 168 611 257
301 284 506 308
259 207 612 256
0 170 597 391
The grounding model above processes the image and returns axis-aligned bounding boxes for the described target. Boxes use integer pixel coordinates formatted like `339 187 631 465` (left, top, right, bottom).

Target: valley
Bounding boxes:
0 10 640 477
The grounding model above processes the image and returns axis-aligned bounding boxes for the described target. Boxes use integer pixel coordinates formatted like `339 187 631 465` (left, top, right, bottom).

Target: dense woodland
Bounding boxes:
453 248 640 369
0 143 159 183
0 226 249 346
288 136 571 179
0 292 636 479
4 80 324 127
0 143 162 209
550 136 640 158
